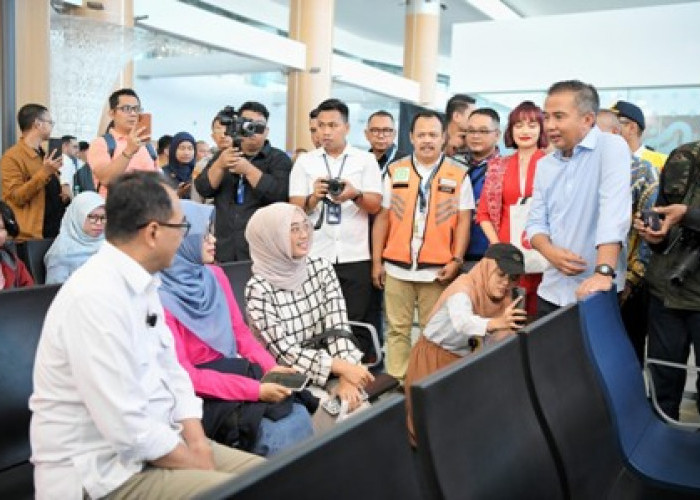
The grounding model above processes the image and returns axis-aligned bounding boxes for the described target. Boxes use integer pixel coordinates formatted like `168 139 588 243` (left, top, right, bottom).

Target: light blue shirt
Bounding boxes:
526 126 631 306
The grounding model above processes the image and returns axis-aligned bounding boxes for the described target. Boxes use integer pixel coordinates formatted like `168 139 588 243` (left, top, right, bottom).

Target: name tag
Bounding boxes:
393 167 410 182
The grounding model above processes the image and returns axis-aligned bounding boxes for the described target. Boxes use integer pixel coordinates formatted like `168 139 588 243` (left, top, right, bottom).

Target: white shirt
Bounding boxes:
30 243 202 499
423 293 490 356
289 144 383 263
382 154 475 282
60 154 82 191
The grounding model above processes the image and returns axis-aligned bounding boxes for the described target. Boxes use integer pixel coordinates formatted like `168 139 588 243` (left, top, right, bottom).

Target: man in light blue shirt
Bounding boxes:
526 80 631 316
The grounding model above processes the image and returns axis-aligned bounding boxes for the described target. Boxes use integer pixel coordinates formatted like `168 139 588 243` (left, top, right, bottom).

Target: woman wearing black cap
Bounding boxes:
404 243 527 443
0 201 34 289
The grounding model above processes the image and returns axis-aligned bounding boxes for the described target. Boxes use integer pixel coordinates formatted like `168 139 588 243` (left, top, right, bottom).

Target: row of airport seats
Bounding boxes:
3 272 700 498
6 238 54 285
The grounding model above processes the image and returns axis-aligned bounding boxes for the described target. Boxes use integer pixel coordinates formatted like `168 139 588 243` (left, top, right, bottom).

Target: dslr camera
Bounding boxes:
215 106 265 147
323 178 346 197
668 228 700 287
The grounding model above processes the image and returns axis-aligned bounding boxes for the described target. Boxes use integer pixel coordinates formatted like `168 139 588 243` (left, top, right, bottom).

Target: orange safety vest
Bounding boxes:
383 155 467 268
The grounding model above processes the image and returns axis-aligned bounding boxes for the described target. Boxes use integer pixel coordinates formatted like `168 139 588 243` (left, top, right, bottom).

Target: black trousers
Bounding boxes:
647 294 700 420
536 295 560 320
333 260 374 356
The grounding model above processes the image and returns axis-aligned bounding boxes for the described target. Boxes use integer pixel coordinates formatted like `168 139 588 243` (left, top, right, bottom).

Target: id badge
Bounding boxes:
326 202 342 225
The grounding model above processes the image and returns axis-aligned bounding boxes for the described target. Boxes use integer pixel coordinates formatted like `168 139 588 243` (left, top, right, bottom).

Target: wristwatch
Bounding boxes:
351 190 364 202
451 256 464 265
594 264 616 278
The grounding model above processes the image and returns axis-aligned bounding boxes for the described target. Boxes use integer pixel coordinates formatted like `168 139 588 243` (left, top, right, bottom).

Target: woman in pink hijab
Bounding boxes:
245 203 374 411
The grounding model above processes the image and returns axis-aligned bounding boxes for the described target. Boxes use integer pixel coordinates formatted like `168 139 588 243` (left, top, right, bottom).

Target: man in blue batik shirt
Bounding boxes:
526 80 631 318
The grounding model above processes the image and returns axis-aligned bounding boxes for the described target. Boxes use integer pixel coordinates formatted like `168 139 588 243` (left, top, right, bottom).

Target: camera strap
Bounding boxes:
413 154 443 214
322 153 348 179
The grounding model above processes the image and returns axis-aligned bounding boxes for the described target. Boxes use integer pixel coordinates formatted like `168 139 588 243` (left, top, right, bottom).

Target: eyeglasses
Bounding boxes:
114 105 143 114
369 127 395 136
137 217 191 237
466 129 497 136
86 214 107 224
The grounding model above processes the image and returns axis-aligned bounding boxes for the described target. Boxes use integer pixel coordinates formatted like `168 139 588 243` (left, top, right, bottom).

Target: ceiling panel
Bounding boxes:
503 0 698 16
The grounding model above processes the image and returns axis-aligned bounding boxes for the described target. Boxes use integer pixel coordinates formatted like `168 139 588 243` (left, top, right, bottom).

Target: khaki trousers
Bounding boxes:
384 274 446 381
105 442 264 500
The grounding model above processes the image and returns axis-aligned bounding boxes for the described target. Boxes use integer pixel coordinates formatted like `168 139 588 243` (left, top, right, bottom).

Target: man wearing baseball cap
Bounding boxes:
610 100 668 170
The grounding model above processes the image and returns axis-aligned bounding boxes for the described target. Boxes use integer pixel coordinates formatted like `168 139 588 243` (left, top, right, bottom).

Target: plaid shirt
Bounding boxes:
245 257 362 386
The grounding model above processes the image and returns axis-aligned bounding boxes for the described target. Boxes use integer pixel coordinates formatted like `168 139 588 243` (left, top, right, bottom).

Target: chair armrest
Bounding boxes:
348 321 382 368
644 359 700 431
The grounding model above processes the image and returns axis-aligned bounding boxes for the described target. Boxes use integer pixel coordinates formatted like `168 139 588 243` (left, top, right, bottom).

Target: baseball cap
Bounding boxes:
610 100 645 131
484 243 525 275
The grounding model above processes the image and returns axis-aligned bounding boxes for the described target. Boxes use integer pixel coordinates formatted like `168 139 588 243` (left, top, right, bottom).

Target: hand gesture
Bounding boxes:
331 179 360 203
576 273 614 300
334 378 363 412
338 360 374 388
212 147 238 172
488 296 527 332
312 177 330 199
176 182 191 199
43 148 62 175
546 245 587 276
125 124 150 156
228 151 254 176
259 382 292 403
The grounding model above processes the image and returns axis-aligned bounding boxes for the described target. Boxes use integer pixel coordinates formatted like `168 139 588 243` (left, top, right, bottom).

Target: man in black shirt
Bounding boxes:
365 110 407 176
195 101 292 261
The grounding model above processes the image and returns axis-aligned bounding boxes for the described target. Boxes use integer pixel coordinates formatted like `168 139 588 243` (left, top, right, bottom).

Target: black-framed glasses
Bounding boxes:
137 217 191 237
466 128 498 136
115 105 143 114
369 127 395 136
86 214 107 224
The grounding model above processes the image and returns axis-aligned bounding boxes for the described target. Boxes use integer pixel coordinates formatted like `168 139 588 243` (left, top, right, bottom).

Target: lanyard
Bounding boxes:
380 145 398 176
413 155 443 213
322 153 348 179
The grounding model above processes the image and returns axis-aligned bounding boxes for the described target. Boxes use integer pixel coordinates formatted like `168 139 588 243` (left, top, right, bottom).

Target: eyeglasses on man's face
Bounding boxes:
466 129 497 136
369 127 395 136
137 217 191 237
115 105 143 115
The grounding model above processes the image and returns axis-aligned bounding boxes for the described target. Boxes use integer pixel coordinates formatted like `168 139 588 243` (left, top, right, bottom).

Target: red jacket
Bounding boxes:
1 249 34 289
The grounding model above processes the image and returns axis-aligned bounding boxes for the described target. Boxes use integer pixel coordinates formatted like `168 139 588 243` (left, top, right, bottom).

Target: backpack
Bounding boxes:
72 163 97 194
103 133 157 162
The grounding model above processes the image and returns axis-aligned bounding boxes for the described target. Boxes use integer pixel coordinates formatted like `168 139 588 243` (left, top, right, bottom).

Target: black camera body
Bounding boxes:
324 178 346 197
215 106 264 147
641 209 663 231
668 229 700 287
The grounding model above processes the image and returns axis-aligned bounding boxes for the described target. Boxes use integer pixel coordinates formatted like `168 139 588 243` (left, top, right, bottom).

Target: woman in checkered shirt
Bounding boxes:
245 203 374 410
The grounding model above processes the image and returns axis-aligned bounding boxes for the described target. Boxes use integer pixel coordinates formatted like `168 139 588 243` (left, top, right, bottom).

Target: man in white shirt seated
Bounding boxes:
29 171 262 500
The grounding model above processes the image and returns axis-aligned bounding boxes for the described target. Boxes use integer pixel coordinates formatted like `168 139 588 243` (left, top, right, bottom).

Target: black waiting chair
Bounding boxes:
411 335 566 500
580 289 700 498
15 238 55 285
522 305 622 499
219 260 253 318
0 284 61 499
194 395 423 500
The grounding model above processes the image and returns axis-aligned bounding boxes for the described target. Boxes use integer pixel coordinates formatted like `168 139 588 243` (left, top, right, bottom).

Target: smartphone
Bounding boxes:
261 371 310 391
136 112 152 139
511 286 527 305
47 137 62 159
641 209 663 231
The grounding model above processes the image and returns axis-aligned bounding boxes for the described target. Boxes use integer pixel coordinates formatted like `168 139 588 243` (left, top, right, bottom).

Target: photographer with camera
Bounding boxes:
289 98 383 361
635 140 700 421
195 101 292 262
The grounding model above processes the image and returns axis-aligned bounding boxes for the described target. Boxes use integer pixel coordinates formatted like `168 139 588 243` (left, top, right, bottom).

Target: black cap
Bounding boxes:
610 100 645 131
484 243 525 275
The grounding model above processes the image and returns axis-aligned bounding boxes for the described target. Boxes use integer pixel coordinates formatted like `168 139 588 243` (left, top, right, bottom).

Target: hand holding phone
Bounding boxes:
641 209 663 231
260 371 310 391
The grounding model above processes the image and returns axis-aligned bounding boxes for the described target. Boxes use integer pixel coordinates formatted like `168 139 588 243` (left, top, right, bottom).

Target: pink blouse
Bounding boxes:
164 265 276 402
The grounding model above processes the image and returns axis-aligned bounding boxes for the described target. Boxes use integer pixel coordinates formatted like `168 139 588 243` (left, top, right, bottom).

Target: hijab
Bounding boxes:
163 131 196 184
245 203 311 292
44 191 105 276
428 257 513 323
158 201 236 358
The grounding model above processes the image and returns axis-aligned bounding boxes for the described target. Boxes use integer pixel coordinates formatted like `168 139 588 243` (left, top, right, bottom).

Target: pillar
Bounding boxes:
286 0 334 152
403 0 440 105
15 0 51 118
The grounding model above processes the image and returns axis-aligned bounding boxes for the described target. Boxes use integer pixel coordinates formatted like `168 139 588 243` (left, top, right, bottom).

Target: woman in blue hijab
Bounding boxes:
162 131 196 199
159 201 314 456
44 191 105 284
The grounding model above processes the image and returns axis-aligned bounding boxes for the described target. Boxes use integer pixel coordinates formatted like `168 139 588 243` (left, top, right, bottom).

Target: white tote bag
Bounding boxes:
509 197 548 274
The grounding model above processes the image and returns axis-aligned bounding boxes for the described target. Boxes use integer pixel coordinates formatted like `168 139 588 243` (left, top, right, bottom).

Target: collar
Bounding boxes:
319 143 352 159
634 145 647 157
412 152 444 171
18 137 42 159
246 140 272 160
469 147 500 168
370 143 396 159
101 242 160 296
554 126 598 160
107 128 130 141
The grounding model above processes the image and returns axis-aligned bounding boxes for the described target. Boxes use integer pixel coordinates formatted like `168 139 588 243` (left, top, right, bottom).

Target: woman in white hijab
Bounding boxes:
44 192 105 284
245 203 374 411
